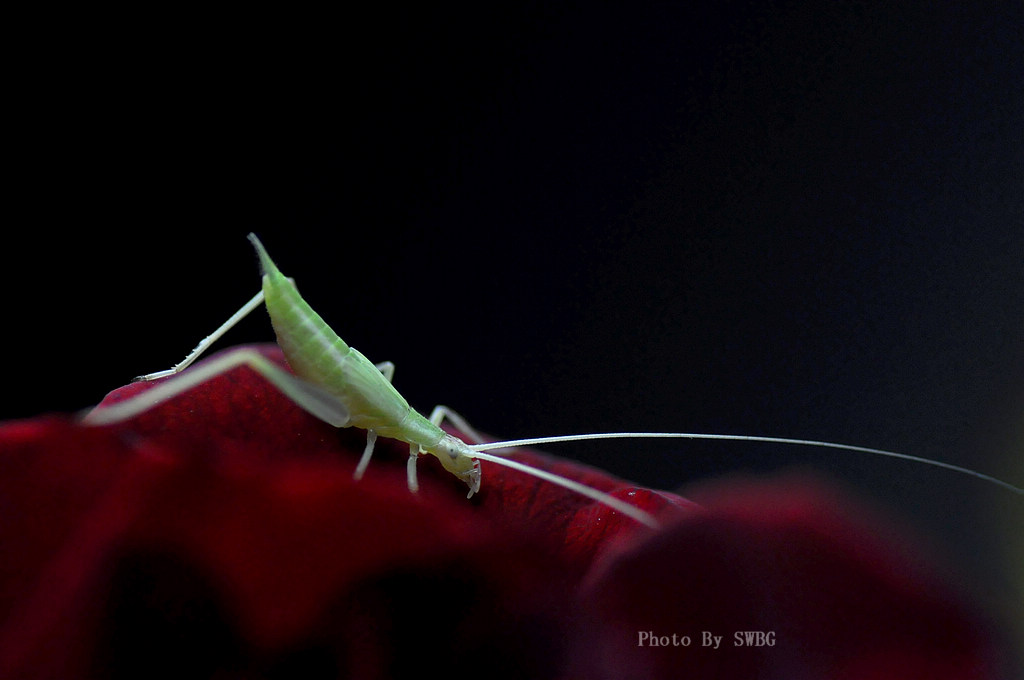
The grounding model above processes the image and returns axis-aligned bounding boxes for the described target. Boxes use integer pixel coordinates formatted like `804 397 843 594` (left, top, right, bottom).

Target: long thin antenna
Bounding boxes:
469 433 1024 496
469 450 661 528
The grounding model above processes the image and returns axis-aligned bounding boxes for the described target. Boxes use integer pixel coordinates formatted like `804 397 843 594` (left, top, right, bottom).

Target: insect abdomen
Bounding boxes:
249 234 444 449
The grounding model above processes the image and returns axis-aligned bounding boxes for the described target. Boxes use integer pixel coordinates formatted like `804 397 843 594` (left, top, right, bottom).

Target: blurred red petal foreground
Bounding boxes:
0 345 1008 678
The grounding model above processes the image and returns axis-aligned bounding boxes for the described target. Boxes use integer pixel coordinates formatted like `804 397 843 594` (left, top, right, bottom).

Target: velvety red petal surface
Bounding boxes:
578 476 1006 679
0 345 1008 678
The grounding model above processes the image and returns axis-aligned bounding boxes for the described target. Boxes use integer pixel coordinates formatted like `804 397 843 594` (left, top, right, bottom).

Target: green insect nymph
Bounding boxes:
84 234 668 527
248 234 482 495
82 235 1021 531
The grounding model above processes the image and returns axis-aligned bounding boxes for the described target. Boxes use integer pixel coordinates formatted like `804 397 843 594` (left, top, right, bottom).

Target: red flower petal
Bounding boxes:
0 417 572 677
0 344 1007 678
575 475 1005 679
92 344 689 561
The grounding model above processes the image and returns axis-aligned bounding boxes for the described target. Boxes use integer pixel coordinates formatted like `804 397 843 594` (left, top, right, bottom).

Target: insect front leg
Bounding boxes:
393 405 479 494
429 405 517 455
428 405 488 444
387 403 473 494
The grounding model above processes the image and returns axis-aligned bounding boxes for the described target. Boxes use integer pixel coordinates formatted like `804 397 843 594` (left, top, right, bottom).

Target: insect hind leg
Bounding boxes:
83 348 351 429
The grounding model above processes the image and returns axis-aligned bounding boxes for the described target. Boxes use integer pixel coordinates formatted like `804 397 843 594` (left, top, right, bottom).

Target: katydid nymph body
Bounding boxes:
84 234 666 527
245 234 484 496
82 235 1023 530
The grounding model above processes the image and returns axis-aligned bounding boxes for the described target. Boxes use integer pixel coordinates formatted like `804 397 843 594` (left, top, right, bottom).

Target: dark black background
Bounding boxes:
7 2 1023 661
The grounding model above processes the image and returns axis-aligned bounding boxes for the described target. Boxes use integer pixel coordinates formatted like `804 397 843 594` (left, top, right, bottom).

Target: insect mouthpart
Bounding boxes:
433 434 483 498
463 460 482 499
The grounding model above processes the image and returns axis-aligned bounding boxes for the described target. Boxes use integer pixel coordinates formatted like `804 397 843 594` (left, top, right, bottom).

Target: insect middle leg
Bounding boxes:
352 360 399 483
